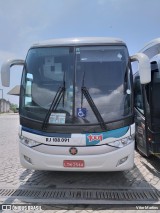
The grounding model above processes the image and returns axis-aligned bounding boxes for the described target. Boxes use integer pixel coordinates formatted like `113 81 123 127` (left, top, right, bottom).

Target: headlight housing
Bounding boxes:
20 136 41 147
108 135 134 148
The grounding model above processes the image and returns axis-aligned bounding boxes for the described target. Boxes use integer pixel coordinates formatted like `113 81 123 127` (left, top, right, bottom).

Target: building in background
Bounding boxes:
0 85 20 113
0 99 11 113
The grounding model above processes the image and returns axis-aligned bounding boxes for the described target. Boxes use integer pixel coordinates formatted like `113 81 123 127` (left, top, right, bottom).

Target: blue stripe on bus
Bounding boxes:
103 126 129 138
22 126 71 138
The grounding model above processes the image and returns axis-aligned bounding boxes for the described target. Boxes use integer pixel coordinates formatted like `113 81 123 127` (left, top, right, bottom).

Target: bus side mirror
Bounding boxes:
1 59 25 87
130 53 151 84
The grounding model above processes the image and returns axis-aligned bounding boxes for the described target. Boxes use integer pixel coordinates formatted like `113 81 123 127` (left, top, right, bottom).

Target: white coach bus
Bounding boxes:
1 37 150 171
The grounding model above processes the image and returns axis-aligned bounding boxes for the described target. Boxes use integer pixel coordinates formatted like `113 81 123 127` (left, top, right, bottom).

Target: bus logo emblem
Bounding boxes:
87 134 103 142
69 147 78 155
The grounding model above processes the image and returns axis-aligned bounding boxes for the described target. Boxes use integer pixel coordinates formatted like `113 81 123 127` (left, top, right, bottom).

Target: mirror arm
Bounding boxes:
130 53 151 84
1 59 25 87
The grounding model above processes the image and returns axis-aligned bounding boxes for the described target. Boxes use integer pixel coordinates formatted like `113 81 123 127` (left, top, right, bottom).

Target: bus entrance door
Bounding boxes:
135 108 150 157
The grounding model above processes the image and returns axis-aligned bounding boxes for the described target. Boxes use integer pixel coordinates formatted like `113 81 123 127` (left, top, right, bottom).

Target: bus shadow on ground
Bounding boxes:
140 155 160 177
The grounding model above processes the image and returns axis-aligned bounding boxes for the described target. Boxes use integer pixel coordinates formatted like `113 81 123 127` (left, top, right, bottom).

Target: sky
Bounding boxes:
0 0 160 105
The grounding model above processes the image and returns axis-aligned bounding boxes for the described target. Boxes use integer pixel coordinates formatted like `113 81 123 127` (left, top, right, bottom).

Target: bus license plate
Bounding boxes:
63 160 85 168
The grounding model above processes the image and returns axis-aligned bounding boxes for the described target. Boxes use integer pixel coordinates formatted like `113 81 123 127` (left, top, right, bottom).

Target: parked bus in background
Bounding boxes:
134 38 160 158
1 37 150 171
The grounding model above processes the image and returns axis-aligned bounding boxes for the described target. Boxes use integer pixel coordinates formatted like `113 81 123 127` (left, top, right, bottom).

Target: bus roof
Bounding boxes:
32 37 126 48
139 38 160 59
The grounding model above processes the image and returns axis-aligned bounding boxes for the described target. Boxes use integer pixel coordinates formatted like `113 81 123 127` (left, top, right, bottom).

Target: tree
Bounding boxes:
10 103 18 113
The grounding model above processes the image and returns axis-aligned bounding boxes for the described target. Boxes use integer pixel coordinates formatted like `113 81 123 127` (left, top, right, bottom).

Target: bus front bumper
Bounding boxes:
19 142 135 171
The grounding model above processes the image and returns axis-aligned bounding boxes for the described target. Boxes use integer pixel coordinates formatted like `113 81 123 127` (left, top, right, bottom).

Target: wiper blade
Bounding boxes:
81 87 107 131
81 72 107 131
42 76 65 130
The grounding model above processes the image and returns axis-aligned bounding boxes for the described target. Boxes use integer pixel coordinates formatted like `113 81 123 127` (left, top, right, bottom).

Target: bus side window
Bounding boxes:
134 76 144 114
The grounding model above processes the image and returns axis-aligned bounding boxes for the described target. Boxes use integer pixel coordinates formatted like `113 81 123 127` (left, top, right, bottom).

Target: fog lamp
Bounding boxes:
24 155 32 164
117 156 128 167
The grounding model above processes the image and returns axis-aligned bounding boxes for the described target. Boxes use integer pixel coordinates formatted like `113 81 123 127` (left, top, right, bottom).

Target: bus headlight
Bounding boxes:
20 136 41 147
108 135 134 148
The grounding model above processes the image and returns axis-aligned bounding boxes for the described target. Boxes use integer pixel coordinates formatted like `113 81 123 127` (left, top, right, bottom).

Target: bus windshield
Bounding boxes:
20 45 131 128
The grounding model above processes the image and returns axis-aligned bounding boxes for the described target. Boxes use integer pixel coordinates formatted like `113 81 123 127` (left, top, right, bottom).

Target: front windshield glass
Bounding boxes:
75 46 131 123
21 47 74 123
20 45 131 126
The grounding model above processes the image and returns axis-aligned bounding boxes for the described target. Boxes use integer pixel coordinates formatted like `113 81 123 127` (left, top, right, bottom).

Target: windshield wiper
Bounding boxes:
42 74 65 130
81 72 107 131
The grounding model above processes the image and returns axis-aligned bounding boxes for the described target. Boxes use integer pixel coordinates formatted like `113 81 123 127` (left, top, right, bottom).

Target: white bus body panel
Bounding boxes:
19 142 134 171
